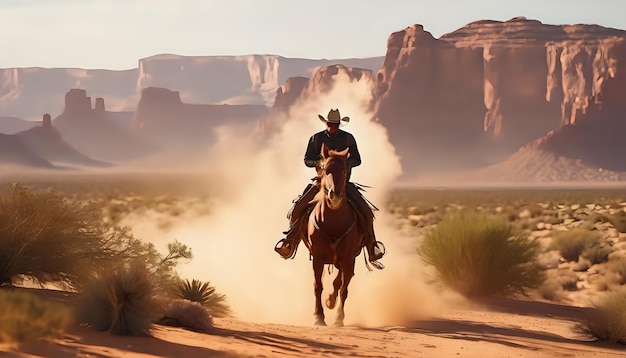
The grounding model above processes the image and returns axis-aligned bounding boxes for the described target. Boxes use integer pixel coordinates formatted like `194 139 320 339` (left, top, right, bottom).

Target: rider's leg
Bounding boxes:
346 183 385 267
275 183 320 259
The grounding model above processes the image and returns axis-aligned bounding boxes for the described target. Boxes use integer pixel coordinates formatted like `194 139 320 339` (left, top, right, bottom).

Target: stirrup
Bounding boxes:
367 241 386 270
369 260 385 270
372 241 386 259
274 239 297 259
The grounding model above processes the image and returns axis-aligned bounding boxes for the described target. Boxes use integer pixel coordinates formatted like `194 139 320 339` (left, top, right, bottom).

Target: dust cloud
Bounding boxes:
126 72 448 327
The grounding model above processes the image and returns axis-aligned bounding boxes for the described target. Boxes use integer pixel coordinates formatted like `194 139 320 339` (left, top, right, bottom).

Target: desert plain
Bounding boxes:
1 174 626 357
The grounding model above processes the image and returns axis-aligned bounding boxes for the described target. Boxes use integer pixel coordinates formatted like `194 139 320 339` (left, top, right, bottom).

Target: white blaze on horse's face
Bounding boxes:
324 167 345 209
320 143 349 209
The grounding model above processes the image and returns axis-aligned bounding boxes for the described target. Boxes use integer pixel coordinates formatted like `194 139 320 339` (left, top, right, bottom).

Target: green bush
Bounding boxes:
419 212 545 297
576 287 626 344
174 279 231 317
551 228 611 264
0 184 192 291
0 289 72 343
76 262 157 336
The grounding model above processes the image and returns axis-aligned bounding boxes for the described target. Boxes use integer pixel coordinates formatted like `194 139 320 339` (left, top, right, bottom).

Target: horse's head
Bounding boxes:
319 142 349 209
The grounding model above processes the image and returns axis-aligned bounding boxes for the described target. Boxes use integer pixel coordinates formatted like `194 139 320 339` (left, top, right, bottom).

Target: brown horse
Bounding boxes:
303 142 365 327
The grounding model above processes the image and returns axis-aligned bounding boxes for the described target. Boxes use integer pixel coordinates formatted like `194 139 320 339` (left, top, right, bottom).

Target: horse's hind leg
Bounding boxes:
312 259 326 326
326 269 342 309
334 260 355 327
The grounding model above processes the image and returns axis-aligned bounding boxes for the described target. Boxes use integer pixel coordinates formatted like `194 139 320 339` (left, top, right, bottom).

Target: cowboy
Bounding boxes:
274 109 386 270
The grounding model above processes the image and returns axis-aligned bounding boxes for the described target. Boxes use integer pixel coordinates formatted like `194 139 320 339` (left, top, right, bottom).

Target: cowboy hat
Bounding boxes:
318 109 350 127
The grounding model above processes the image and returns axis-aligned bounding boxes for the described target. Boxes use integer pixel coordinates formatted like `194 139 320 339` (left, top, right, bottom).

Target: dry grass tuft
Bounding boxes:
0 289 72 344
419 212 545 298
576 287 626 344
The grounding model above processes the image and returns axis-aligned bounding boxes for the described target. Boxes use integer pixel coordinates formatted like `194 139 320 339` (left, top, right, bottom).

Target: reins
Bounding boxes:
312 212 357 250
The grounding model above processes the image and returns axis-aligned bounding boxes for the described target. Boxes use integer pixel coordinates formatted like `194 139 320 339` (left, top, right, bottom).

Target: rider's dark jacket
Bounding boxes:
304 129 362 169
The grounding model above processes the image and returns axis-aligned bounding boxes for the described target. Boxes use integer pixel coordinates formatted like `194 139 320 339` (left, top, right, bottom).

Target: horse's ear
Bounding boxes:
337 148 349 157
321 142 329 159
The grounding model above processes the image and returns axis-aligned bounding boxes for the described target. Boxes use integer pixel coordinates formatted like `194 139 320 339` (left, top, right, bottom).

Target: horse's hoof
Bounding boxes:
333 320 344 327
314 319 327 327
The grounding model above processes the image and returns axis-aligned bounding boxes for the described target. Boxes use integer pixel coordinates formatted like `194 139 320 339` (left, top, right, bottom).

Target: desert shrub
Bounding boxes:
76 262 157 336
0 184 192 291
138 239 193 296
560 274 580 291
157 298 214 332
551 228 611 264
407 204 435 216
419 212 545 297
541 215 564 225
576 287 626 344
582 244 612 266
174 279 231 317
0 289 72 343
0 184 115 288
537 277 566 302
607 257 626 285
525 204 545 218
605 211 626 233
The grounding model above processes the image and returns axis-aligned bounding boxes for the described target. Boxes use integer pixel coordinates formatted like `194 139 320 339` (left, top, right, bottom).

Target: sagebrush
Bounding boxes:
0 184 192 291
157 298 214 332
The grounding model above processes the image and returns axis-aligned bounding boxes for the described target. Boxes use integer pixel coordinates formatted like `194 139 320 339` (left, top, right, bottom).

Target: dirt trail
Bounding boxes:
3 296 623 358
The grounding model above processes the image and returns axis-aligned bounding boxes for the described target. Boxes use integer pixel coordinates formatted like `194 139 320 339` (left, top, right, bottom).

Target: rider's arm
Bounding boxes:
346 133 362 168
304 134 321 167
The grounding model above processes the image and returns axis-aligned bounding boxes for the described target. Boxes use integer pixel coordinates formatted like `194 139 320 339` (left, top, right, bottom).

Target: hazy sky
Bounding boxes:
1 0 624 70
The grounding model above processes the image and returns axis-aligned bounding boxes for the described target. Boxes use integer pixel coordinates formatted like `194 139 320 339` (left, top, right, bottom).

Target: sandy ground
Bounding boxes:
1 179 626 357
1 291 624 358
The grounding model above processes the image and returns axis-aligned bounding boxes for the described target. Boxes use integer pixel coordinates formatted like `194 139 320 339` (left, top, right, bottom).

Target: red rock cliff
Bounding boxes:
375 18 626 177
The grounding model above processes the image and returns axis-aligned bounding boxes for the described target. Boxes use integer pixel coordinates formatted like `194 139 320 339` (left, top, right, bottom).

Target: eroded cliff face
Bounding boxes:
136 54 384 107
375 18 626 177
375 25 486 175
259 65 374 133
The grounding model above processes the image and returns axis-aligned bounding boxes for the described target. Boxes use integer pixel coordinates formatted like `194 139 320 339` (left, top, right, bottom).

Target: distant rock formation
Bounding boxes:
137 55 384 106
16 113 111 167
0 55 384 121
132 87 268 152
260 65 374 133
271 77 310 113
468 136 626 183
0 116 40 134
375 18 626 177
54 89 152 161
0 133 55 168
0 67 138 121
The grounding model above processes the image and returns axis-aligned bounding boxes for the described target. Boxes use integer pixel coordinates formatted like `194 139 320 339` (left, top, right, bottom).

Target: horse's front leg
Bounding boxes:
326 268 342 309
312 258 326 326
334 260 355 327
